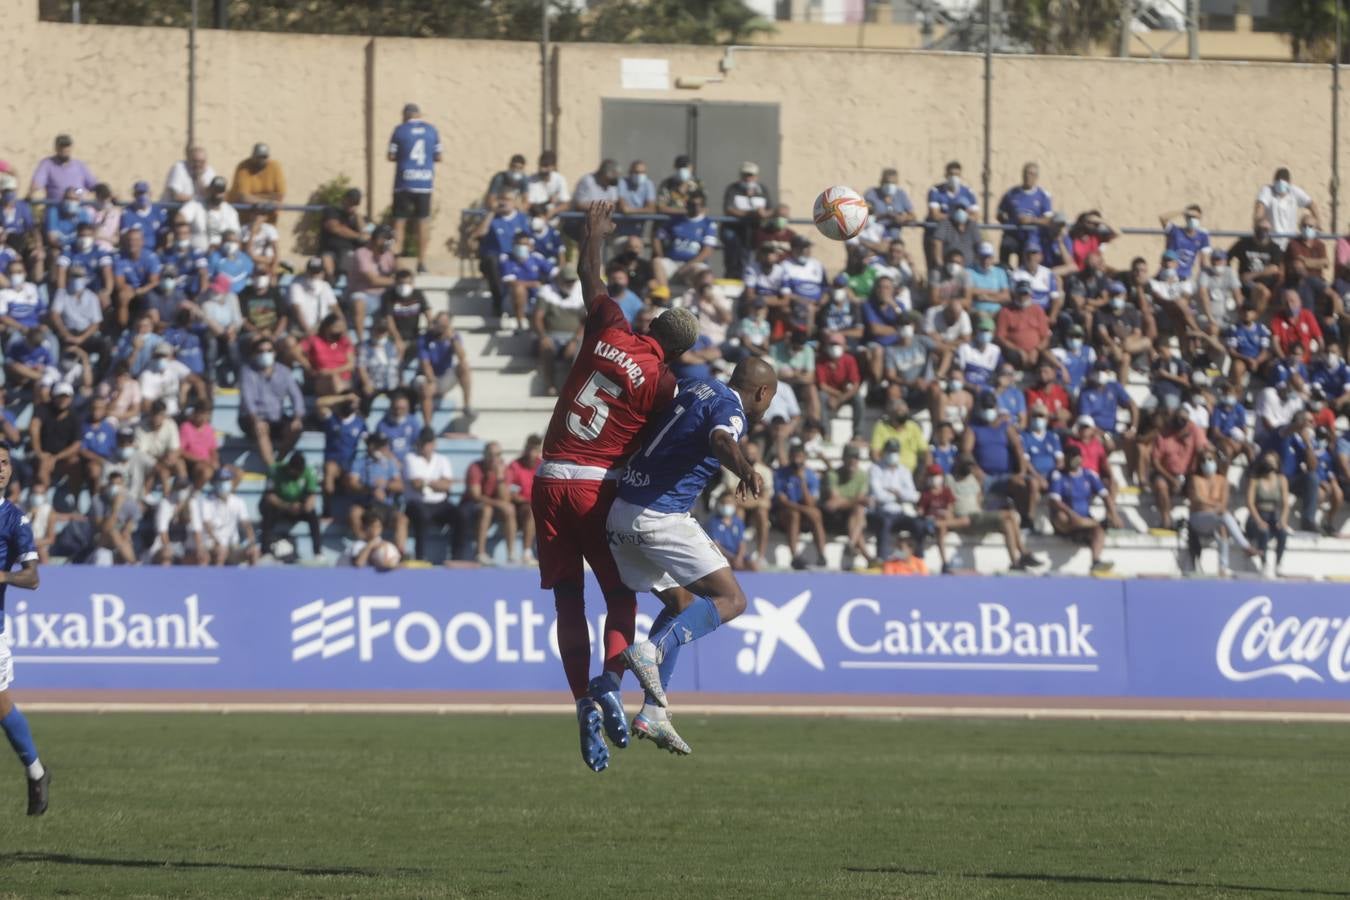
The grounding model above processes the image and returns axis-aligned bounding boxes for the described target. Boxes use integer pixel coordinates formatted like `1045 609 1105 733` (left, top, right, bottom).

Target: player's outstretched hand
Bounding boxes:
586 200 615 237
736 471 764 502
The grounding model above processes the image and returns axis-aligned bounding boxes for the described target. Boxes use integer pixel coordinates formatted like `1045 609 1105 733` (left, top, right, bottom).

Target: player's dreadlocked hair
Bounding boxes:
649 306 700 359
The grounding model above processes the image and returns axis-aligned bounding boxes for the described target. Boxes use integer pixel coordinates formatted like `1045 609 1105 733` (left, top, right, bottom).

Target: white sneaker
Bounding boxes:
475 552 495 566
522 549 537 565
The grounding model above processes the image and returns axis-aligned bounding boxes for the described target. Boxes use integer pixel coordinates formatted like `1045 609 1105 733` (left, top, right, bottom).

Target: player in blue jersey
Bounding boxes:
387 102 443 273
0 443 49 815
607 357 778 755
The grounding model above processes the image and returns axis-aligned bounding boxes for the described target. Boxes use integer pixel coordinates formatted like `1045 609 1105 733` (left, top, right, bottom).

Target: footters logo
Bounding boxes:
1216 596 1350 684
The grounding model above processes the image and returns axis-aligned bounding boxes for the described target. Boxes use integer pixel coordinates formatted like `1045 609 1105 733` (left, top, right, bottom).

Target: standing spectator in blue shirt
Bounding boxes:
1160 204 1211 280
499 232 557 331
388 102 442 274
653 191 719 287
417 311 472 428
1048 445 1113 573
996 162 1054 266
121 181 167 243
774 439 828 569
616 160 656 237
707 497 755 571
926 160 979 222
473 193 529 319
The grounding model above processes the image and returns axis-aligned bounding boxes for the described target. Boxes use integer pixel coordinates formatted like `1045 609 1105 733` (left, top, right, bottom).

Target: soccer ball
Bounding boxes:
372 541 402 572
812 186 869 241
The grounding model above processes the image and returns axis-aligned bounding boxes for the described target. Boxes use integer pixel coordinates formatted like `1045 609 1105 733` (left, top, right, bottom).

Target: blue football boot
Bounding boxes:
576 698 610 773
588 675 630 749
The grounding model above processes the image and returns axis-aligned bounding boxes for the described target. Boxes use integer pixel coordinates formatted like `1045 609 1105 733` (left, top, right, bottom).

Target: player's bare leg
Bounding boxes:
0 690 48 816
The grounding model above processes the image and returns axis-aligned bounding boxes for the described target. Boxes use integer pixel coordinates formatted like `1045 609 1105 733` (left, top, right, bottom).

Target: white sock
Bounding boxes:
640 703 668 723
26 759 43 781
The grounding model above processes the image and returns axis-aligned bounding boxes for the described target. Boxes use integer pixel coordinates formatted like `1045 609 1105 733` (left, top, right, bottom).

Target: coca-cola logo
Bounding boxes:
1216 596 1350 684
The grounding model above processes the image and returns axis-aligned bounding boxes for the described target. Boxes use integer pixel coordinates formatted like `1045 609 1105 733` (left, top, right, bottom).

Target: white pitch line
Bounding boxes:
19 702 1350 723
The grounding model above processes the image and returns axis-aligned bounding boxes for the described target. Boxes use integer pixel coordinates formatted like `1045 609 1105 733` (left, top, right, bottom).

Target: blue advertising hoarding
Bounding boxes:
1 567 1347 702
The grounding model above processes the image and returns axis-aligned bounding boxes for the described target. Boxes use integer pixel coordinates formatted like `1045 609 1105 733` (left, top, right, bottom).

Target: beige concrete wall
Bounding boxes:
1 0 1343 273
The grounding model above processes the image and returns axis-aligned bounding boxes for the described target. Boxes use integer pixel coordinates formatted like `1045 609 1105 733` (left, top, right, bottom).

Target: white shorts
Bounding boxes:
0 639 12 692
606 497 728 593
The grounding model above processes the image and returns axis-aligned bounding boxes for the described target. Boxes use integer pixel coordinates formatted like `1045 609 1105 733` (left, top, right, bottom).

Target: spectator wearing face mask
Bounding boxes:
79 395 120 487
1284 213 1329 279
1229 221 1284 315
261 451 323 559
1245 449 1290 576
993 284 1046 372
526 151 570 218
1255 368 1305 450
815 333 863 443
1309 346 1350 414
865 167 916 231
861 276 907 383
356 317 404 414
239 338 304 469
346 225 397 343
1014 243 1062 321
1149 406 1207 530
1052 324 1095 396
139 342 198 417
375 391 423 462
722 161 772 277
56 221 113 299
770 327 820 424
1150 335 1192 412
44 186 90 254
615 160 656 237
754 203 797 250
239 266 289 357
1187 448 1258 574
1159 204 1211 282
111 225 162 329
870 398 925 471
962 391 1029 510
706 494 755 572
868 437 930 559
653 190 718 289
316 393 367 516
967 242 1010 319
1194 248 1240 335
1276 411 1324 533
378 268 430 361
1064 249 1110 332
189 468 259 566
1271 288 1324 363
1093 281 1154 381
1020 404 1062 519
656 154 700 216
931 370 975 436
485 153 530 206
774 438 828 569
928 204 979 280
1256 167 1318 250
90 471 141 566
160 218 209 295
179 402 220 483
996 162 1053 267
1222 302 1272 389
121 180 166 242
926 160 978 224
290 256 338 341
780 235 827 333
1208 379 1253 466
930 454 1034 573
499 234 556 332
1047 446 1113 573
300 313 356 402
5 326 54 395
418 311 472 426
990 364 1026 430
208 227 253 296
1076 360 1136 443
136 398 187 495
198 273 243 386
525 205 563 269
178 175 240 253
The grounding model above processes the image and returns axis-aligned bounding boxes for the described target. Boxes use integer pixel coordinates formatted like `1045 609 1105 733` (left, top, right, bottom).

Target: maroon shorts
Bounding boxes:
532 478 626 595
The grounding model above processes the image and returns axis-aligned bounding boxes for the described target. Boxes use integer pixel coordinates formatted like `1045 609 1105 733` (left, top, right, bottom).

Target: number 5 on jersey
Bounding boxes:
567 372 622 441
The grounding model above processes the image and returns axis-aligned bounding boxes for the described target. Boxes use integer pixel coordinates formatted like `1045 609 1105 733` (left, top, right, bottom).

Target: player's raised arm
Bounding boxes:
578 200 615 313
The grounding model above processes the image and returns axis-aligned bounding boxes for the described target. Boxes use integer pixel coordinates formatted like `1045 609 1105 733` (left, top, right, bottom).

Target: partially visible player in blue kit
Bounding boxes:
607 358 778 755
0 442 49 815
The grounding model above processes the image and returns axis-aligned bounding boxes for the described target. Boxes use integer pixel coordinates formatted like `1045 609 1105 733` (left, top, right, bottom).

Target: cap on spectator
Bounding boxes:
402 102 420 117
926 462 943 476
210 273 232 293
55 134 73 148
417 427 437 446
0 160 12 174
133 180 151 195
1107 280 1126 295
1075 414 1094 428
1012 280 1032 296
674 154 691 168
977 241 995 258
1068 324 1085 337
1162 249 1179 262
305 257 324 273
52 382 74 397
252 142 270 158
832 273 849 287
1211 248 1228 261
975 314 995 332
153 343 173 357
739 161 760 176
977 391 998 409
209 175 228 191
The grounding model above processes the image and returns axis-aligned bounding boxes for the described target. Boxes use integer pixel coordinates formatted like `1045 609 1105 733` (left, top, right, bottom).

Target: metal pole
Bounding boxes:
1334 0 1342 232
188 0 198 153
541 0 551 154
71 1 80 24
981 0 992 222
1187 0 1199 59
1118 0 1131 57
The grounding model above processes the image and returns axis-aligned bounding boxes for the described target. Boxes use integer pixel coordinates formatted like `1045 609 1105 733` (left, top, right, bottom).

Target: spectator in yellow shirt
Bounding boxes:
869 398 927 472
229 143 286 226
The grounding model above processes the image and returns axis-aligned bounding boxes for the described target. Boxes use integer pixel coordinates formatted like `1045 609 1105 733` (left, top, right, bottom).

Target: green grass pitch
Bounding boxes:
0 712 1346 898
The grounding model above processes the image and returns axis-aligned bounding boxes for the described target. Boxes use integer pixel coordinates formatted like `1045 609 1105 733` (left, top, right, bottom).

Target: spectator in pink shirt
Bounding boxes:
505 433 542 565
179 402 220 481
90 183 121 251
29 134 97 203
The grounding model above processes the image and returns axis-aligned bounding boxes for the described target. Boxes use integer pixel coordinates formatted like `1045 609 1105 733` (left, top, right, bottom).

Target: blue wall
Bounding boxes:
4 569 1349 700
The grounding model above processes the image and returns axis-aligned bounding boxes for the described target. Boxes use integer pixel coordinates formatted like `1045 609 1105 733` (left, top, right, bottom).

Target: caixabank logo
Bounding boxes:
2 593 219 665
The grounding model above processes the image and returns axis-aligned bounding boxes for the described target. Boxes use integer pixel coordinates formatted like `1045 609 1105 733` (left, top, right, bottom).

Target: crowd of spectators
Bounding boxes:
3 126 1346 577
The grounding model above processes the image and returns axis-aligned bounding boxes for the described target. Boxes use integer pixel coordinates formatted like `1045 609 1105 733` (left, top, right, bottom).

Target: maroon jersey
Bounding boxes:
541 296 675 474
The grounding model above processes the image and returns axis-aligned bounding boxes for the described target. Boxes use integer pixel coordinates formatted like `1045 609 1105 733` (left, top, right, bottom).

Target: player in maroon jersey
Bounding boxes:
531 200 699 772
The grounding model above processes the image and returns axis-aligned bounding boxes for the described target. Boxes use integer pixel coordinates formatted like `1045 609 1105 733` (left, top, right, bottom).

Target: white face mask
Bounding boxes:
512 245 530 261
176 238 191 251
975 331 991 345
884 452 901 467
30 491 46 506
1068 338 1083 351
900 325 915 340
832 288 848 304
1186 216 1200 230
1031 416 1047 432
161 276 177 293
396 283 414 298
883 182 898 196
947 175 961 190
9 273 24 287
947 262 961 276
253 276 269 291
677 167 692 182
70 278 87 294
947 380 963 393
530 216 547 233
1303 225 1317 240
1275 179 1291 196
827 345 843 360
952 209 969 226
981 408 998 423
930 475 944 489
717 503 736 518
255 351 275 368
216 482 233 496
1110 296 1125 311
76 235 93 252
1202 459 1218 476
1329 354 1342 367
222 241 239 256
